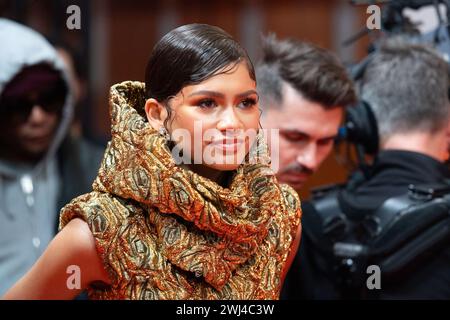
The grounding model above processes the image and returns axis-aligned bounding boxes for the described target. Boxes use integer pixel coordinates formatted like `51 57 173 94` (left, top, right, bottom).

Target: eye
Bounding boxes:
318 138 335 146
197 99 218 109
238 97 257 109
281 131 307 143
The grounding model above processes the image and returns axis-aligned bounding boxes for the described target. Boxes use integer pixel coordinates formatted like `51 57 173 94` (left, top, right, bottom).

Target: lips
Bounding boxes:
210 137 245 153
25 133 52 144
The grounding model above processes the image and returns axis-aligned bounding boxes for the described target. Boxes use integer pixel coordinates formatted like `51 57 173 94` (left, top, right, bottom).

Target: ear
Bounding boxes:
144 98 168 130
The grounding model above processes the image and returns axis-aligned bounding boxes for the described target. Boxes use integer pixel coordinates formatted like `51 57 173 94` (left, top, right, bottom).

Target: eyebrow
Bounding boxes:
320 135 338 140
187 90 258 99
280 129 337 140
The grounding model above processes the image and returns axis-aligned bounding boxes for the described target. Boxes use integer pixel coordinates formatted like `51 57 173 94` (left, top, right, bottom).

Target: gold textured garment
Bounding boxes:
59 81 302 300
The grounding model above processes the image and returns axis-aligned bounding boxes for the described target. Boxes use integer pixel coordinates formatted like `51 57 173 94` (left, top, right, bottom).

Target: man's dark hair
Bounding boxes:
256 34 356 110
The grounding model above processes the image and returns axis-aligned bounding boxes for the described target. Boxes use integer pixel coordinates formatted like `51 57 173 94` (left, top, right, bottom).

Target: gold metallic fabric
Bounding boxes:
59 81 302 300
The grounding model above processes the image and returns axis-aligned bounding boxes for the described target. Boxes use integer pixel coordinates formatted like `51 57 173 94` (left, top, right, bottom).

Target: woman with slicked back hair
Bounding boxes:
4 24 302 300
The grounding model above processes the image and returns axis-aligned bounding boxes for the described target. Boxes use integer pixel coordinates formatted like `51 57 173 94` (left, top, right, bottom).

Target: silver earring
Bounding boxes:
158 126 170 141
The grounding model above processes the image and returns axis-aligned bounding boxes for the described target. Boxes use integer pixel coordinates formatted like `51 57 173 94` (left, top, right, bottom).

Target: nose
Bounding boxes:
216 106 243 132
296 143 318 172
28 105 50 124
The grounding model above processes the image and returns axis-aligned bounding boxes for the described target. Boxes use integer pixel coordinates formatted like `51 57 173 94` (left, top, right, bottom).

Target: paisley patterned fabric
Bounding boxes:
59 81 302 300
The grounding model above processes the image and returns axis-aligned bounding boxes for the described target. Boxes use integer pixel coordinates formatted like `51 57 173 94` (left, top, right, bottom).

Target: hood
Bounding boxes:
0 18 74 177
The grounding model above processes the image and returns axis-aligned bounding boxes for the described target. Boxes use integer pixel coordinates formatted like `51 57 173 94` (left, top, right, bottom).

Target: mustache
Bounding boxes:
279 162 314 176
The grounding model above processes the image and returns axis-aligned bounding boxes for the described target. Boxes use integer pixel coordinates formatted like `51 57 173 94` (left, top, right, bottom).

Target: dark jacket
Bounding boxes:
56 135 104 230
282 150 450 300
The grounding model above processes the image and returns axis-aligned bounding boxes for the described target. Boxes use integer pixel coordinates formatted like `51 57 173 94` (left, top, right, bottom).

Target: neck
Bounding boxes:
381 130 448 162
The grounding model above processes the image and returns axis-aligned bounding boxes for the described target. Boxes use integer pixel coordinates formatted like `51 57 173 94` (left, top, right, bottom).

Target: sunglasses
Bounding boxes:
0 91 65 122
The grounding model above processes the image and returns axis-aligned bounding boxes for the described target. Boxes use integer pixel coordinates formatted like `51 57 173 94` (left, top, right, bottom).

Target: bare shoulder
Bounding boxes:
59 218 111 282
57 218 104 265
2 218 110 300
63 218 96 249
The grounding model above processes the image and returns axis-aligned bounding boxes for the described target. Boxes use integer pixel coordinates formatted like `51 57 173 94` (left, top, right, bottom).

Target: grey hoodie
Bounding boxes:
0 19 74 295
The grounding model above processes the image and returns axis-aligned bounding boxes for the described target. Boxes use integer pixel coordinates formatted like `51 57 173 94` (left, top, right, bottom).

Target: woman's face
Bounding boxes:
160 61 260 172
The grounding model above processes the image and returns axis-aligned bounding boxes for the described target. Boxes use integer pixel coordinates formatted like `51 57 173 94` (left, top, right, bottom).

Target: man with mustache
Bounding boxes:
256 35 356 299
257 35 356 190
311 39 450 299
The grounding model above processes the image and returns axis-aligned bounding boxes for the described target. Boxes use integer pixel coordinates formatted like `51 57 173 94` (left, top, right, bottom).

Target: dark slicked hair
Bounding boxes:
145 23 255 102
256 34 356 110
145 23 255 130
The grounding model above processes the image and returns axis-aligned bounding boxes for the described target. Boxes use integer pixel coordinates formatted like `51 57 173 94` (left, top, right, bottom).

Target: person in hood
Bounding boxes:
3 23 302 300
0 19 104 296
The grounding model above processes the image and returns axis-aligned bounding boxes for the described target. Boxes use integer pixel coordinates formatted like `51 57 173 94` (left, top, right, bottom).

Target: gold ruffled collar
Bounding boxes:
93 81 289 290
